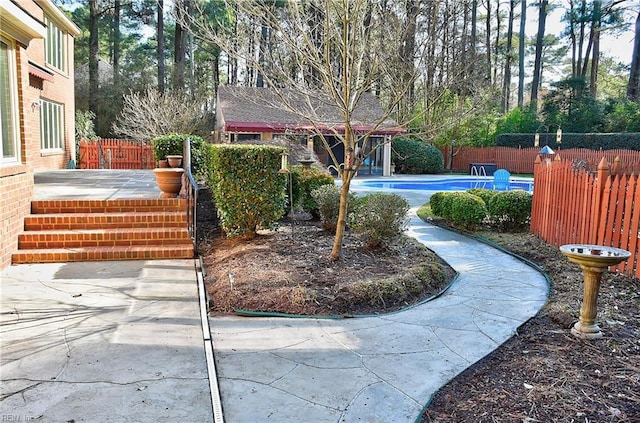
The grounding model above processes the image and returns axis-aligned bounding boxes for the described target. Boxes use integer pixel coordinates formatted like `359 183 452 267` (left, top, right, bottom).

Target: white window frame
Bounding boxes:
44 16 67 73
40 99 64 151
0 36 20 165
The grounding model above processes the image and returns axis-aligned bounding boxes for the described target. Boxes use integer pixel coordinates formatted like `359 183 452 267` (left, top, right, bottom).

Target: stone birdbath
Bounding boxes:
559 244 631 340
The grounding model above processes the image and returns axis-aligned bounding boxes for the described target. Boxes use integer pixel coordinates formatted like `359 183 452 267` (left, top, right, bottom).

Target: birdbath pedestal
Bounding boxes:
559 244 631 340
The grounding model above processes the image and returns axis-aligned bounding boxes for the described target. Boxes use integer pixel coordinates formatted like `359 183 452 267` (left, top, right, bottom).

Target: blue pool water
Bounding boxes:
360 178 534 192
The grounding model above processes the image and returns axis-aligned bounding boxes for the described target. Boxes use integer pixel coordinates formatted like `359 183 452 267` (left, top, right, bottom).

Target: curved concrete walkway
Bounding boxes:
210 178 548 422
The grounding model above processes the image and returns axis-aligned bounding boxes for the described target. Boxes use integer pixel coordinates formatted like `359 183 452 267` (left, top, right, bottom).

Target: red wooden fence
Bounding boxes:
79 139 155 169
531 156 640 278
442 146 640 175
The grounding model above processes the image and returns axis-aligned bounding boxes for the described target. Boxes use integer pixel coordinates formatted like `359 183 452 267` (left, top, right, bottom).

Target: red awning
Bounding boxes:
28 62 54 82
224 121 404 136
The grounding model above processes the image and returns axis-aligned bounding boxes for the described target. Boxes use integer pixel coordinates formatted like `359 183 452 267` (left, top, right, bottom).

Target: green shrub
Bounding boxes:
208 144 287 237
438 192 457 221
392 137 444 174
487 190 533 230
429 192 448 218
448 192 487 229
466 188 497 205
349 193 409 249
311 185 357 233
152 134 211 179
289 165 335 216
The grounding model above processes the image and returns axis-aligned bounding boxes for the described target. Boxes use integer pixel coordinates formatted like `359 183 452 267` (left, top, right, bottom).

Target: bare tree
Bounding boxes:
178 0 425 260
112 87 208 142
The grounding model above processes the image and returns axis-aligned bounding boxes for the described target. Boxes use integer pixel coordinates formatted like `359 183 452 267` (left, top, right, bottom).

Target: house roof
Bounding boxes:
217 86 404 136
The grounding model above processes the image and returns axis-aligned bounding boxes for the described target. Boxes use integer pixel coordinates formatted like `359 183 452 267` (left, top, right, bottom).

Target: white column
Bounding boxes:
383 136 392 176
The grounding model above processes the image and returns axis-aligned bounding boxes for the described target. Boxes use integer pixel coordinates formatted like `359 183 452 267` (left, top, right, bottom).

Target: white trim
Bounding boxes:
0 0 46 44
0 36 21 165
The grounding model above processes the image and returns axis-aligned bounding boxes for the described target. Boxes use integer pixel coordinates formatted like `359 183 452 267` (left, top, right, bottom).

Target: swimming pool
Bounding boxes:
360 177 534 192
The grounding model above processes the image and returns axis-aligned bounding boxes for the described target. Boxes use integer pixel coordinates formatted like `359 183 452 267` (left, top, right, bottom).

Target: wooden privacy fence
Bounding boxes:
531 155 640 278
442 146 640 174
79 139 155 169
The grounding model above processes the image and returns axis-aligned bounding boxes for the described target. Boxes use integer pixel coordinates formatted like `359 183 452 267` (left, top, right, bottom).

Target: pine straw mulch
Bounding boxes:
195 187 640 421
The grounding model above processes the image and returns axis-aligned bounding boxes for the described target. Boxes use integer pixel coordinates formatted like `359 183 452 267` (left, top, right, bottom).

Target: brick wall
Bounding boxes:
0 0 77 269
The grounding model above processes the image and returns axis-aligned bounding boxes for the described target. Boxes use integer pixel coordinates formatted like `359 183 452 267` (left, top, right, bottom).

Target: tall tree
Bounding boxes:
173 0 187 90
502 0 516 112
530 0 548 111
89 0 100 127
157 0 165 93
113 0 121 88
627 8 640 100
518 0 526 108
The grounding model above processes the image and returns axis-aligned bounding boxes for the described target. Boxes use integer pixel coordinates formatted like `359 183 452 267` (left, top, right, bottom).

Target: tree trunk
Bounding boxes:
530 0 548 111
113 0 120 88
485 0 492 84
256 24 268 87
157 0 165 93
89 0 99 129
493 0 501 87
517 0 526 108
502 0 515 112
173 0 187 90
589 0 602 98
627 9 640 100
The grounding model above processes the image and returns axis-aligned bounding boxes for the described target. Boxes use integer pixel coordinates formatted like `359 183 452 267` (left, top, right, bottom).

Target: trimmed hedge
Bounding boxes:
152 134 211 179
487 190 532 230
448 192 487 230
392 137 444 174
208 144 287 237
429 188 532 232
496 132 640 151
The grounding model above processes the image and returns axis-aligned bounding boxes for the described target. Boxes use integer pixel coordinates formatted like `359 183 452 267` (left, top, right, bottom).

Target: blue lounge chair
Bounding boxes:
493 169 511 190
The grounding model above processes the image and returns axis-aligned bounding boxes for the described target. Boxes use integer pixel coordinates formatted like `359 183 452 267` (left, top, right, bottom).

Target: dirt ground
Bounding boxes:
196 187 640 421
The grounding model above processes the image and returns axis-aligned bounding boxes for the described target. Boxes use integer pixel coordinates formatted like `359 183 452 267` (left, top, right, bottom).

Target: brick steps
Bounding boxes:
12 245 194 264
24 211 186 230
12 198 194 264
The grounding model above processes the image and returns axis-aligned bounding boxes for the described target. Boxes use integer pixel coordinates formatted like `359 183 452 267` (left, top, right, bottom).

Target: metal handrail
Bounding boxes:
183 137 200 253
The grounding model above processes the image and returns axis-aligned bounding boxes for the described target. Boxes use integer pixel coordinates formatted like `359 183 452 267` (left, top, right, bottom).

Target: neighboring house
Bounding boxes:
0 0 79 269
214 85 403 176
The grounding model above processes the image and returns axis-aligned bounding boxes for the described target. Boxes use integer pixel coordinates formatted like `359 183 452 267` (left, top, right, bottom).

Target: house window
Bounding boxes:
0 37 20 164
45 17 66 73
40 100 64 151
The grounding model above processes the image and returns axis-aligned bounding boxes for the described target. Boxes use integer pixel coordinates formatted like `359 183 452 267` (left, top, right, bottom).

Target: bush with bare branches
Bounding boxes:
112 87 210 142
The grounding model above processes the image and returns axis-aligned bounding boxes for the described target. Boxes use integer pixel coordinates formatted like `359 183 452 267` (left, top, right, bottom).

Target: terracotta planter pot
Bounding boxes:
153 168 184 198
158 159 168 168
166 155 183 168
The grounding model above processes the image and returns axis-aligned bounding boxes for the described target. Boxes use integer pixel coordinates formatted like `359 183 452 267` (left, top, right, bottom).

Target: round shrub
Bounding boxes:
392 137 444 174
438 192 457 221
349 193 410 249
448 192 487 229
466 188 497 205
152 134 211 180
289 165 335 216
429 191 449 218
487 190 533 230
311 184 357 233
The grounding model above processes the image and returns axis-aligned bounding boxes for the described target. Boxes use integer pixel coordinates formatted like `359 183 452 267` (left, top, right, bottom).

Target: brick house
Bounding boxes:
214 86 404 176
0 0 79 269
